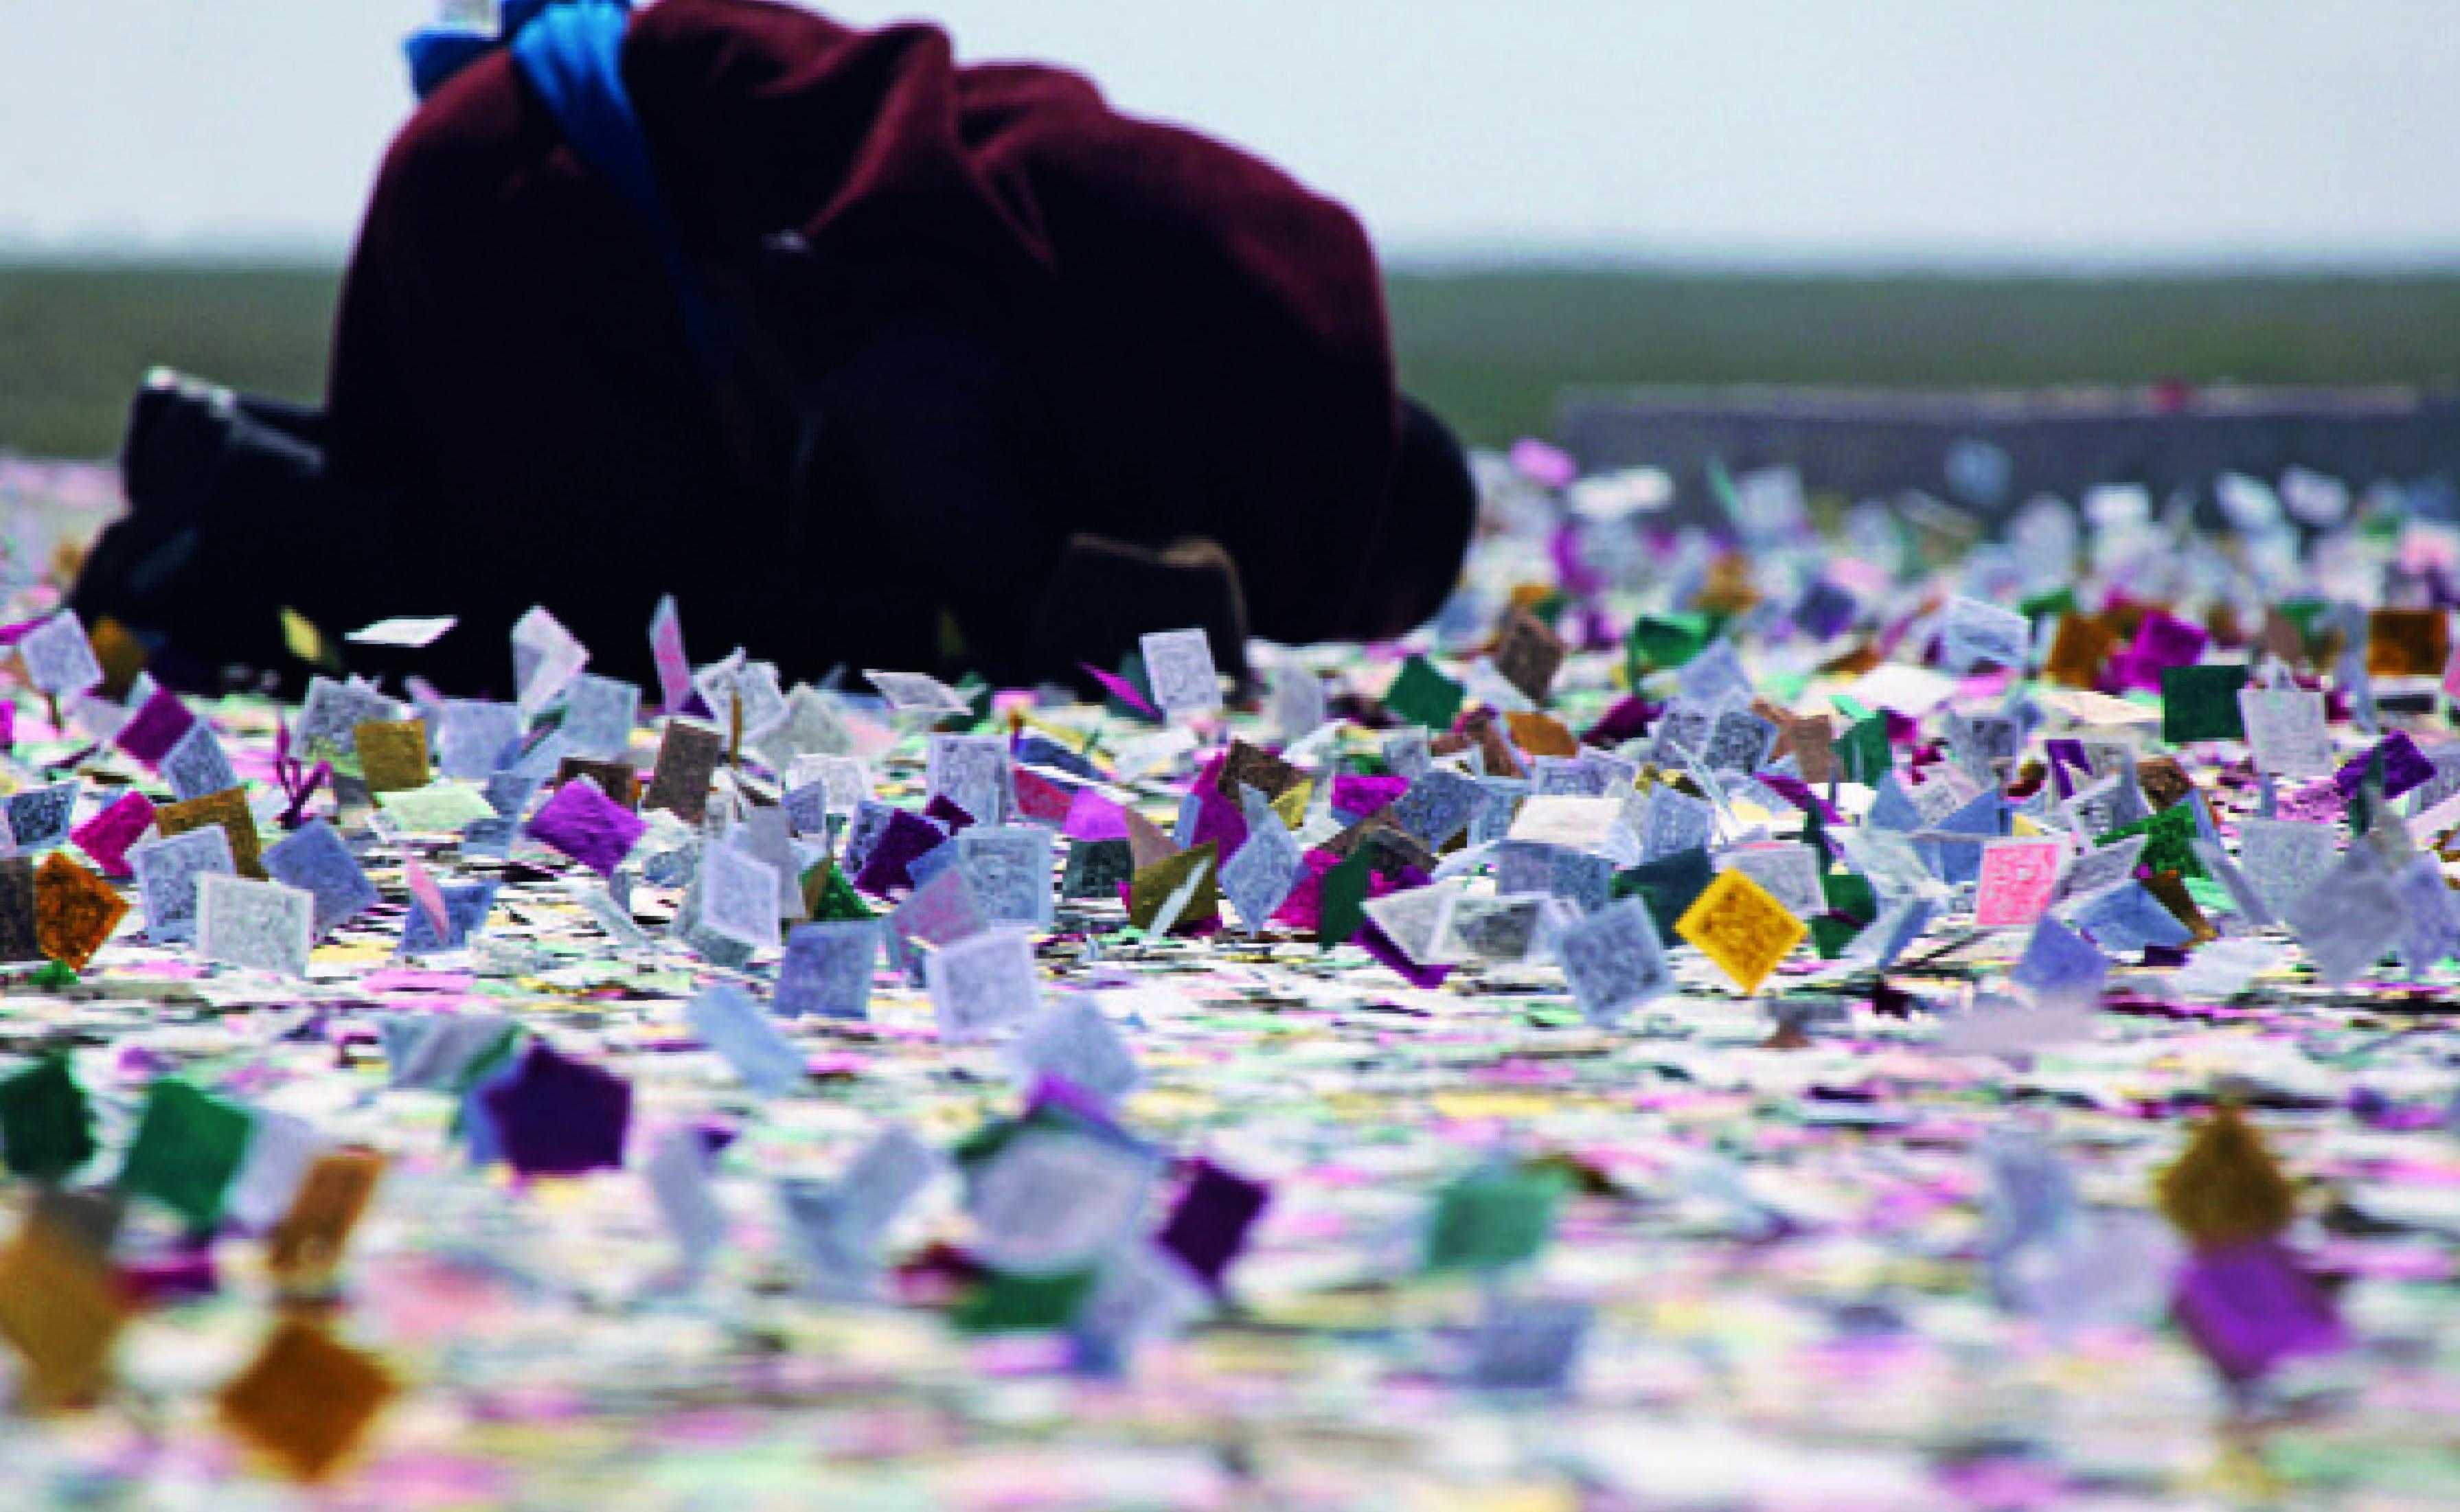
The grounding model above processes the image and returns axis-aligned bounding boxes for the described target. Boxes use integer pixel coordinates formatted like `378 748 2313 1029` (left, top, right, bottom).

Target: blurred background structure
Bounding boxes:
4 0 2460 457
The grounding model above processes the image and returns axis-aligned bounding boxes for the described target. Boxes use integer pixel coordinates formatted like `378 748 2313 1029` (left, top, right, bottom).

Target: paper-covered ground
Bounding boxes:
0 451 2455 1511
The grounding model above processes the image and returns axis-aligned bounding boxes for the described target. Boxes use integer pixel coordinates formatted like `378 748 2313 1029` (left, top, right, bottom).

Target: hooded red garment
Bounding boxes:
323 0 1420 688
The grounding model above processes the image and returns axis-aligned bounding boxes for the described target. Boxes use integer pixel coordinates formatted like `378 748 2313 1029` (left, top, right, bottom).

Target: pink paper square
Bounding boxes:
1974 838 2062 929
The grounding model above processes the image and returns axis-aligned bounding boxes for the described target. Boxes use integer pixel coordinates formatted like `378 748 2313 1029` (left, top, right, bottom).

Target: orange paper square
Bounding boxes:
1503 710 1580 759
0 1218 130 1410
217 1321 396 1482
2367 608 2449 678
267 1148 387 1283
34 851 129 971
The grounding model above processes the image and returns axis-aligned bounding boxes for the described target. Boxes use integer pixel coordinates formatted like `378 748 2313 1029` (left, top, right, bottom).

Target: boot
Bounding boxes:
1030 534 1252 701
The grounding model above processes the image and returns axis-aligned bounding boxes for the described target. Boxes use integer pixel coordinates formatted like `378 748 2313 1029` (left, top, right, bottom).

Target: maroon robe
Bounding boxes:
326 0 1411 687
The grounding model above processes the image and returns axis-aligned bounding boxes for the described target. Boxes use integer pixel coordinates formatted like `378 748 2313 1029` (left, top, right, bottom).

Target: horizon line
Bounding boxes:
8 236 2460 280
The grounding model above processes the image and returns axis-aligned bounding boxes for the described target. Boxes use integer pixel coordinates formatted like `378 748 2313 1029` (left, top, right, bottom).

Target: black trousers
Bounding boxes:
76 325 1260 697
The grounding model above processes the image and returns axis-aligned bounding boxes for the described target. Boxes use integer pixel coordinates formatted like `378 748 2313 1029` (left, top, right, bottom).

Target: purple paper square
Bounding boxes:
1358 920 1452 989
1755 772 1842 824
2044 738 2092 799
854 808 950 894
2117 612 2210 690
72 789 156 878
480 1042 633 1178
113 687 196 767
1157 1160 1271 1287
1025 1073 1127 1134
1063 790 1130 842
1331 773 1407 822
922 794 979 832
1080 662 1157 718
1183 761 1250 862
2334 730 2437 803
525 776 647 875
1582 696 1653 747
2172 1239 2347 1380
1793 577 1860 639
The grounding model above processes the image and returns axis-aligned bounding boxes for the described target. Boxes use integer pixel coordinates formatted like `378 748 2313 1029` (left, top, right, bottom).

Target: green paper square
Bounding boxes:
950 1117 1025 1175
375 781 499 833
1424 1167 1567 1274
117 1080 253 1228
1104 652 1161 724
955 1267 1097 1333
1314 849 1374 948
2277 598 2330 643
803 859 874 922
2020 588 2078 622
1810 914 1865 960
2161 664 2249 744
445 1026 530 1150
1802 804 1836 869
1838 715 1893 787
1382 656 1466 729
0 1055 96 1182
957 676 997 729
1821 871 1877 925
1615 847 1714 939
1626 613 1711 676
950 1101 1106 1178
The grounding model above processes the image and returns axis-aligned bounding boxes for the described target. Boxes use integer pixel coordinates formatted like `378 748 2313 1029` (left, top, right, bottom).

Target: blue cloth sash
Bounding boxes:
404 1 722 369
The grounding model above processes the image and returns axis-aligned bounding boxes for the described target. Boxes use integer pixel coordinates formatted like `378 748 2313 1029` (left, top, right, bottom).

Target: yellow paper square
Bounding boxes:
2154 1103 2294 1248
1128 841 1219 932
1674 869 1808 994
352 720 431 794
155 787 266 878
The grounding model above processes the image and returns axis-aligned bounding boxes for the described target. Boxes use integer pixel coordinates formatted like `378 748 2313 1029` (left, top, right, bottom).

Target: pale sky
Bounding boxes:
3 0 2459 265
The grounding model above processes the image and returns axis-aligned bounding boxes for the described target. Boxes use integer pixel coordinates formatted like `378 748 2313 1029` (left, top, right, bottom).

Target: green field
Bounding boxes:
0 265 339 461
6 261 2460 459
